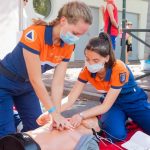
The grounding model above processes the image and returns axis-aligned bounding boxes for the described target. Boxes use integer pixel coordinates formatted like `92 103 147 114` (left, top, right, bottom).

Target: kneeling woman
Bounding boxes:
60 33 150 142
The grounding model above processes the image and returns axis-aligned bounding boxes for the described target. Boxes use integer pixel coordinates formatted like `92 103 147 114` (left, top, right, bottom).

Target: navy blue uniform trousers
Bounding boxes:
0 74 42 137
100 86 150 142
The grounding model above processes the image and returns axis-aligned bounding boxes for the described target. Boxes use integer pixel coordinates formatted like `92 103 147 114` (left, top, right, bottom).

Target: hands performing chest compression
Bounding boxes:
37 111 83 131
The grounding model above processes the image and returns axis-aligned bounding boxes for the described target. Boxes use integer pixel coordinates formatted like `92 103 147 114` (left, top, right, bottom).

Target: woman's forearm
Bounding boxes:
81 104 108 119
61 96 76 112
111 19 119 29
30 78 55 111
51 82 64 113
50 61 68 113
61 81 85 112
81 88 121 119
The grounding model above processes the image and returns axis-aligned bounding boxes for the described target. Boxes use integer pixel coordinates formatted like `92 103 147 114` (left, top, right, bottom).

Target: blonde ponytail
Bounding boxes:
48 17 59 26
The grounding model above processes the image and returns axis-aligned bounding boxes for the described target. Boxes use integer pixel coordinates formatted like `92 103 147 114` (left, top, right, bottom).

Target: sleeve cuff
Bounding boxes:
62 58 70 62
111 85 123 89
19 42 40 55
78 77 88 83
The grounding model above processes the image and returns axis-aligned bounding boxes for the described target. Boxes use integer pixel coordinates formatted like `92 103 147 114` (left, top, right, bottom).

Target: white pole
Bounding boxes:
18 0 24 31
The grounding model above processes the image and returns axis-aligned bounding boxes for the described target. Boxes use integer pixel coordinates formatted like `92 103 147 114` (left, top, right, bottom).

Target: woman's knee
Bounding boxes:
0 121 16 137
0 110 16 137
139 120 150 135
102 124 127 142
107 130 127 142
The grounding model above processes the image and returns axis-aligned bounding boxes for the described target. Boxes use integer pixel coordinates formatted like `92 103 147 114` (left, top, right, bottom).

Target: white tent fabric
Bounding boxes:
0 0 19 59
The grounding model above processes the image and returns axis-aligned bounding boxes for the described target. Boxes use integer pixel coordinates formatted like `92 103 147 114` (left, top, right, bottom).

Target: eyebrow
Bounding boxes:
85 56 99 61
72 30 84 36
93 59 99 61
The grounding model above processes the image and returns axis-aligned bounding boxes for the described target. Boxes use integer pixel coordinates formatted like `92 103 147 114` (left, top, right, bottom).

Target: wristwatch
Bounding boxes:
79 112 84 120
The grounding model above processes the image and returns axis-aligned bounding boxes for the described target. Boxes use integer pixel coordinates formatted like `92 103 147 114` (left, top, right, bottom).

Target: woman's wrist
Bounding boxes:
51 110 60 118
79 112 85 120
48 106 56 114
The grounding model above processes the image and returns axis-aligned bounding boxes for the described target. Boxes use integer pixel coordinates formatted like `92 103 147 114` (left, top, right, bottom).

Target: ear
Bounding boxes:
105 55 110 63
60 16 67 26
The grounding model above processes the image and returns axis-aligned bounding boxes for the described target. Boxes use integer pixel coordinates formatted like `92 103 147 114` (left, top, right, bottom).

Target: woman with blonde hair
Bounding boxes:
0 1 92 137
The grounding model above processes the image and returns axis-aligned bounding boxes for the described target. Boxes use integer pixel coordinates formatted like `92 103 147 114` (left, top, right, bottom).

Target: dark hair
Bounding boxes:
85 32 116 68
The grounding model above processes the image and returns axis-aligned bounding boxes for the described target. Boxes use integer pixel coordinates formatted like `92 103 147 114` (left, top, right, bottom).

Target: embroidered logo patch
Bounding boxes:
119 72 126 83
25 30 37 42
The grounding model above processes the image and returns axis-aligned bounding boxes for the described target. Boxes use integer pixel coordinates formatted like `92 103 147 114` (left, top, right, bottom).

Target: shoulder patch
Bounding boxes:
25 30 37 42
119 72 126 83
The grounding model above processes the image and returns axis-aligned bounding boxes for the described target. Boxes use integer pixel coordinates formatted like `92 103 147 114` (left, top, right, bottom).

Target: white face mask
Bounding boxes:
60 31 79 45
85 61 104 73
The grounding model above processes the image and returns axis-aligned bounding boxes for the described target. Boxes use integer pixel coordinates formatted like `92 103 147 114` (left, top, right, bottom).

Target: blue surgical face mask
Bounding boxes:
85 61 104 73
60 31 79 45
